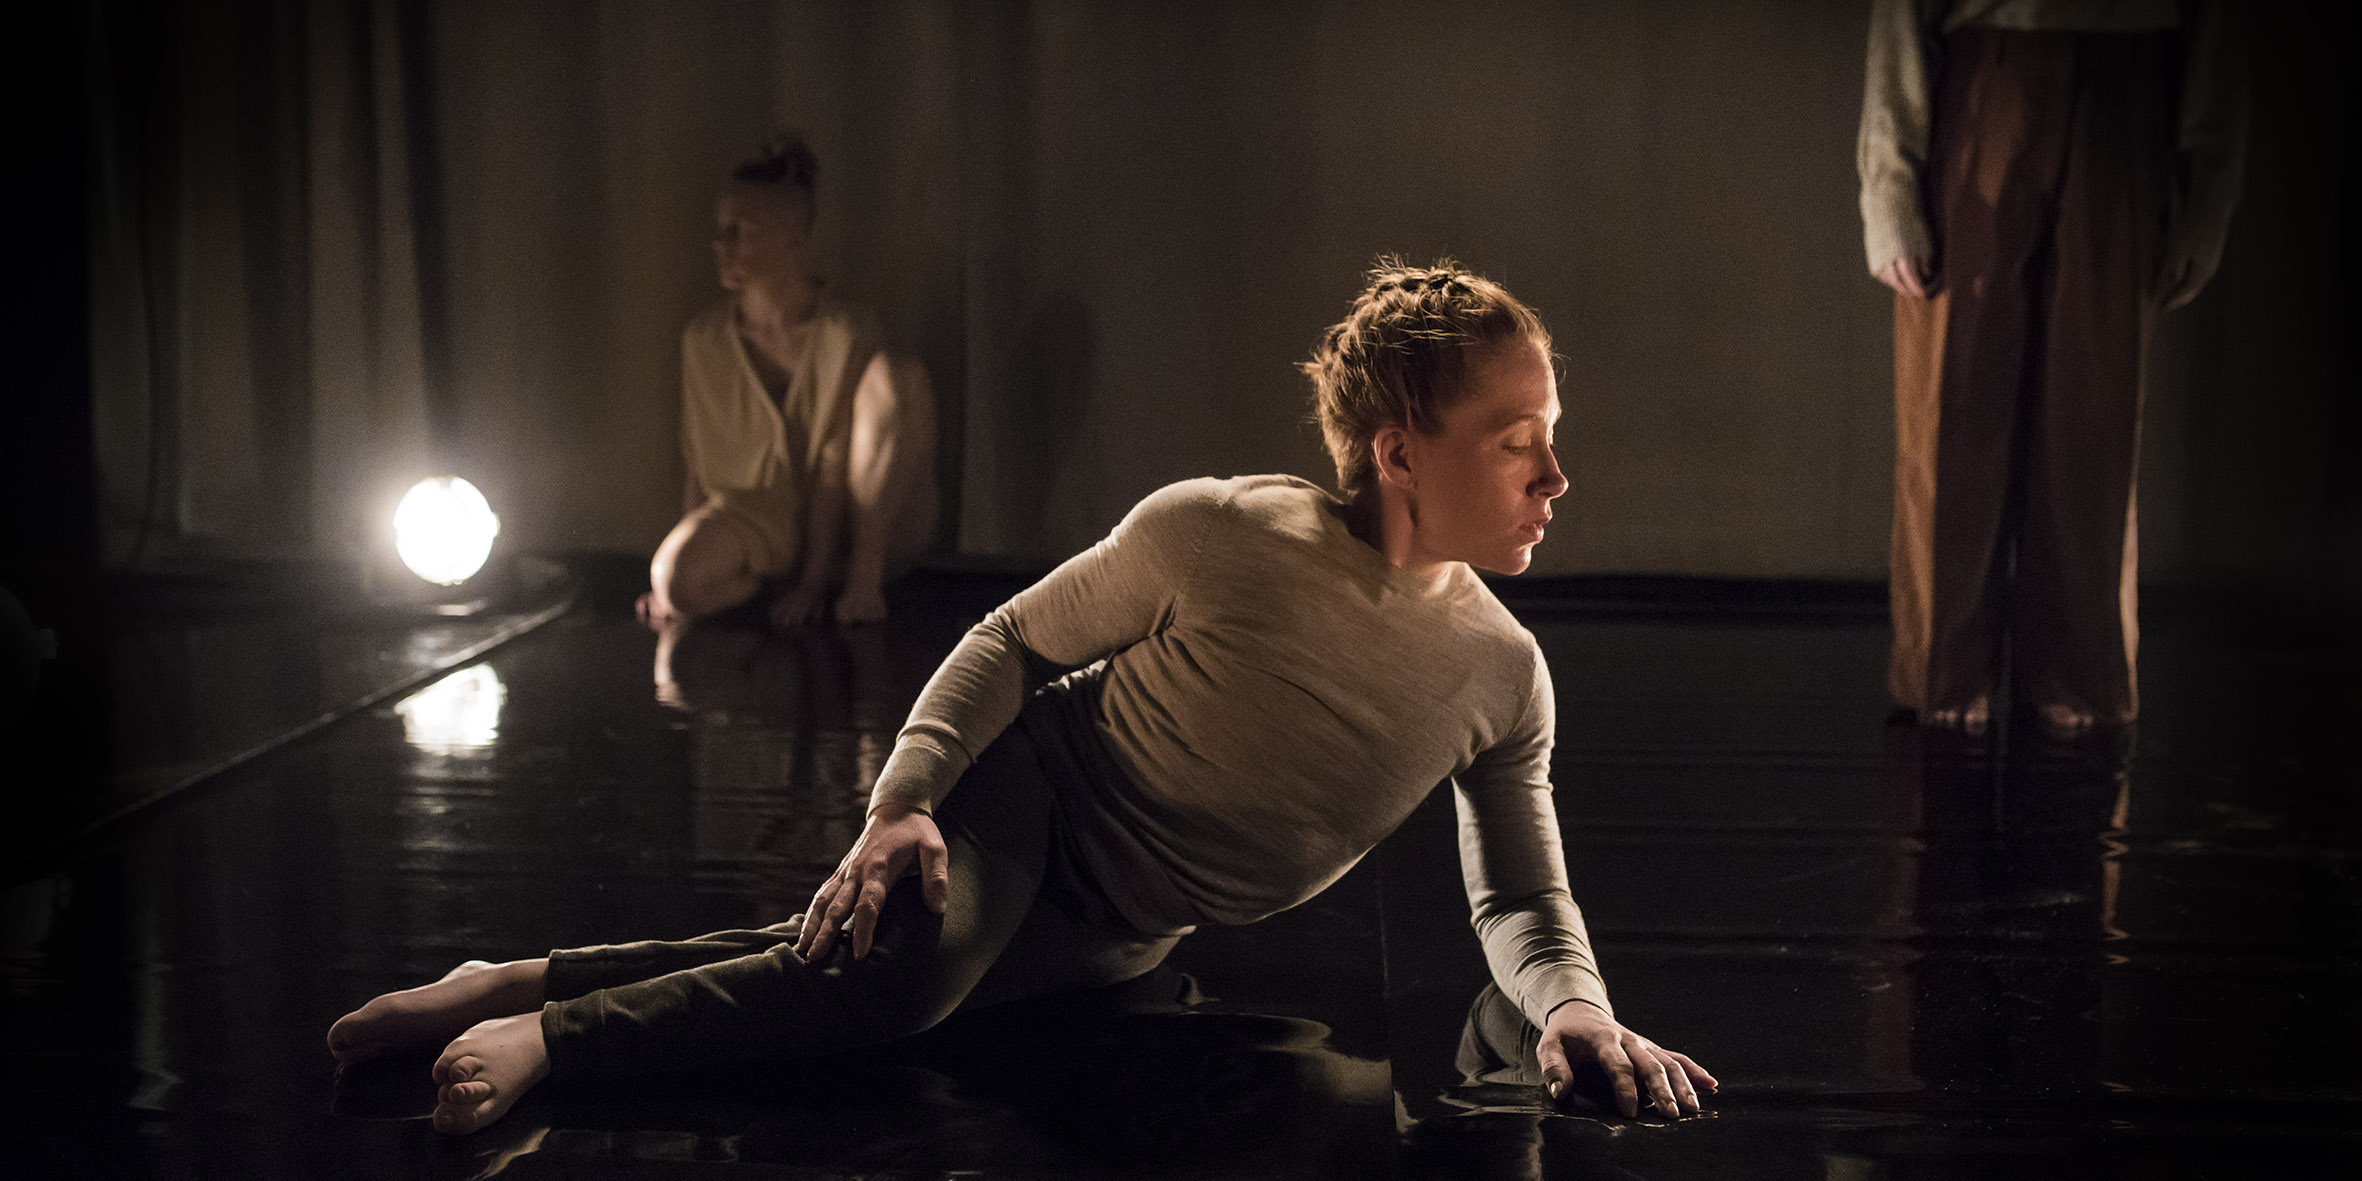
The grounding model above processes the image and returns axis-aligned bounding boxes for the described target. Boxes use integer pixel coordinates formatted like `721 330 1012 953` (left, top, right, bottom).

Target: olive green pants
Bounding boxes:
539 714 1181 1081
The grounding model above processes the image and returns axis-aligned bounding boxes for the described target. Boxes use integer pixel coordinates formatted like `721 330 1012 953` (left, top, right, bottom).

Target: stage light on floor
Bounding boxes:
394 476 500 586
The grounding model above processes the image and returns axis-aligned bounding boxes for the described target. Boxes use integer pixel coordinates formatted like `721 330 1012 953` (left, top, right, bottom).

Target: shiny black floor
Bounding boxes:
3 568 2356 1178
0 556 575 869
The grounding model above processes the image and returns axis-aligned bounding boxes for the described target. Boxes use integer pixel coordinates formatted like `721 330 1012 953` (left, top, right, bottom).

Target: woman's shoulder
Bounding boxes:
680 298 748 373
1127 474 1331 534
811 288 882 344
682 296 735 341
1448 569 1549 661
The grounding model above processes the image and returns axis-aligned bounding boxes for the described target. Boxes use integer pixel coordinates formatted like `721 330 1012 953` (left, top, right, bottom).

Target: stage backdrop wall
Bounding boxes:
86 0 2341 585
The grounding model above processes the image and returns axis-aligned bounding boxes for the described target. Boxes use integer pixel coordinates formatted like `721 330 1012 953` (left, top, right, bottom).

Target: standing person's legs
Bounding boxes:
1889 30 2071 730
2016 33 2172 732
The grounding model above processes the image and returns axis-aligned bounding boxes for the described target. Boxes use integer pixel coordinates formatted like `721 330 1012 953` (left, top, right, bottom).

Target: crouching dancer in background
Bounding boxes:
637 134 937 629
331 259 1716 1134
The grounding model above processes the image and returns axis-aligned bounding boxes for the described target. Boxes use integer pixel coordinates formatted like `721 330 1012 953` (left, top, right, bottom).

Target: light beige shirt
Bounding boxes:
1856 0 2247 279
871 475 1612 1028
679 294 878 567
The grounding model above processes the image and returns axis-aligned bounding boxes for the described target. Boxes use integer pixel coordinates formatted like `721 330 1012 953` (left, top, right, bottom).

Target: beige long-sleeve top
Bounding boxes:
1857 0 2248 279
870 475 1612 1028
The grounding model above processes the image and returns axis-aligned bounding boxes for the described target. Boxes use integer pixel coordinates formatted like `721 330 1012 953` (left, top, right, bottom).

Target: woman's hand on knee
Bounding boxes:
796 804 951 962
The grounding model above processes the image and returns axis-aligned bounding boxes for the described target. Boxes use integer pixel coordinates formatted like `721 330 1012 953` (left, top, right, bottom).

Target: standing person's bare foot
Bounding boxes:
1922 695 1991 737
432 1012 552 1134
2036 702 2096 740
834 583 888 625
833 551 889 625
328 959 548 1065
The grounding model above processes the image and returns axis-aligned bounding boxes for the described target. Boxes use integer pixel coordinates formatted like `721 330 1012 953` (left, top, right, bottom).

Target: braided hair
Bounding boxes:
1301 258 1551 499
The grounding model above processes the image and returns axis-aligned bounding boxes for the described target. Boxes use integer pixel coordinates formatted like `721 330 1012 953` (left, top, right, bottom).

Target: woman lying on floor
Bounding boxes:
328 259 1718 1135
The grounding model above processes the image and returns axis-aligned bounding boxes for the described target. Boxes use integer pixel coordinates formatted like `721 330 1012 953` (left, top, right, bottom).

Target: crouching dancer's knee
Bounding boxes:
796 878 971 1046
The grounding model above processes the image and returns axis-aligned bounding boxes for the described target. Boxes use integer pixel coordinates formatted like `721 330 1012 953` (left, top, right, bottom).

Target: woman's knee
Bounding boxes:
660 569 748 617
655 520 757 615
853 356 937 456
853 354 903 426
792 882 973 1041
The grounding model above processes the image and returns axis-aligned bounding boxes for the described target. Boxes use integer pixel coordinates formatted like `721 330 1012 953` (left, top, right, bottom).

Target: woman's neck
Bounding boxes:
737 276 818 333
1346 486 1453 586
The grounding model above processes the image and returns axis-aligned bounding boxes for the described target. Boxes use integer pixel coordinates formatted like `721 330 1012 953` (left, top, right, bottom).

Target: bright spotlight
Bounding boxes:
394 476 500 586
395 664 506 754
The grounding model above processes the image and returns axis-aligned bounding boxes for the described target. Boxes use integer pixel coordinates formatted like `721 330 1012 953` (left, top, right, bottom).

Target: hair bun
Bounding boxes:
733 132 819 191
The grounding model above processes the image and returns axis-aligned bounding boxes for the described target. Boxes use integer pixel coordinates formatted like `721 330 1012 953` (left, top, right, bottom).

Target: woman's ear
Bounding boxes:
1370 425 1415 492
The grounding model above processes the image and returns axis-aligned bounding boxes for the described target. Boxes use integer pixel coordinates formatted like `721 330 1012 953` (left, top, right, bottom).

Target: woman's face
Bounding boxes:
1403 340 1568 576
712 183 805 292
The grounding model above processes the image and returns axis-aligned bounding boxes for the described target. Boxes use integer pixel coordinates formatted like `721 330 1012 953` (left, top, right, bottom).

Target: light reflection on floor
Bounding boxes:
396 664 508 756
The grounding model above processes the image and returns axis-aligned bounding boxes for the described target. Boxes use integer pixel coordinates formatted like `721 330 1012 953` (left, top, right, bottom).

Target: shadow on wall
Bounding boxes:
998 295 1096 543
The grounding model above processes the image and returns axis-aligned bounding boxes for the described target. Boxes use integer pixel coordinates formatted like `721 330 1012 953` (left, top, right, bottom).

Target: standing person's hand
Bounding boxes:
2154 249 2218 311
1875 255 1932 299
1537 1000 1718 1119
796 804 951 961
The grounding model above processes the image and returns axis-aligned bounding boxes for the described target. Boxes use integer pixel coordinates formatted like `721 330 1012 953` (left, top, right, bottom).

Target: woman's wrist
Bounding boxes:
1544 996 1613 1026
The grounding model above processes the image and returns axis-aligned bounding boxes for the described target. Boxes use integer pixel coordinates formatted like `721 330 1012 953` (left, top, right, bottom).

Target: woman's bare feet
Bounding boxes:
833 583 888 625
432 1012 551 1135
327 958 548 1065
636 590 678 628
1922 695 1991 737
2036 702 2097 740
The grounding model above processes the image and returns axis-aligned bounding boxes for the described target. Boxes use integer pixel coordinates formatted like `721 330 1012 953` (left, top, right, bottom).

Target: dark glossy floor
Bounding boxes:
0 557 575 870
3 566 2356 1178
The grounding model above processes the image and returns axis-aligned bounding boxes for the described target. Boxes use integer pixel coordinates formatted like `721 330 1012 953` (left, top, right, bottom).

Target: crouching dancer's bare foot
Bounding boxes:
327 958 548 1065
433 1012 551 1135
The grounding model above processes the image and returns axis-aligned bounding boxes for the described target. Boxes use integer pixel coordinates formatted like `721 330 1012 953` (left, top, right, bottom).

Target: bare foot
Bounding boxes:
432 1012 551 1135
328 959 547 1065
1923 695 1991 737
636 591 676 629
769 582 828 629
833 584 887 625
2037 702 2096 739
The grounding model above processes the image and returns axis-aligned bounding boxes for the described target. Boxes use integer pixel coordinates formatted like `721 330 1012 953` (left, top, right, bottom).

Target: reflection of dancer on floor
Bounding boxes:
332 261 1717 1134
636 133 937 630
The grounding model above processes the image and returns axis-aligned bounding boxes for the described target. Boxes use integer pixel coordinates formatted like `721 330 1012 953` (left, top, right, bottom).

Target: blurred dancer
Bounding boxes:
639 134 937 629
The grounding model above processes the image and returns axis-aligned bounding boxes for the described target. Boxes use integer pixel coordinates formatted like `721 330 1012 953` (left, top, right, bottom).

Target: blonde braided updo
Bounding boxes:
1301 258 1551 498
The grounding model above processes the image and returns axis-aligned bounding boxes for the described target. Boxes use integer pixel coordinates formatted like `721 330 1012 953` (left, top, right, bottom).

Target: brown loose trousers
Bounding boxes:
1889 28 2171 725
